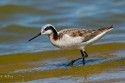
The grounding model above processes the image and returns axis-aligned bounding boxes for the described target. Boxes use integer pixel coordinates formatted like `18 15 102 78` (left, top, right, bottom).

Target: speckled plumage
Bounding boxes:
57 26 113 42
48 26 113 49
29 24 113 66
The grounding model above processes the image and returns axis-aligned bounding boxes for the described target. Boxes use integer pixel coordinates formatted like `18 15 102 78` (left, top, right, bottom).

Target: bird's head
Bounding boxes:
41 24 55 35
28 24 56 41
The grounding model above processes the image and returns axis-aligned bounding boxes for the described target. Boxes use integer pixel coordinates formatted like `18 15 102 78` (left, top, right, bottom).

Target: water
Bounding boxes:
0 0 125 55
0 0 125 83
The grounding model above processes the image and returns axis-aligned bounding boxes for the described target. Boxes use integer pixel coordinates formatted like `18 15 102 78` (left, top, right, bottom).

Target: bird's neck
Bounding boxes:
52 31 58 40
49 29 58 40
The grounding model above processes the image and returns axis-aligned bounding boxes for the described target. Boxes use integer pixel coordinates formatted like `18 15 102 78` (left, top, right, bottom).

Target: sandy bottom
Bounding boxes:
0 43 125 83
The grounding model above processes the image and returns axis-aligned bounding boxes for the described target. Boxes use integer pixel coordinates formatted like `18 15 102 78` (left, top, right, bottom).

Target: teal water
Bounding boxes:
0 0 125 55
0 1 125 82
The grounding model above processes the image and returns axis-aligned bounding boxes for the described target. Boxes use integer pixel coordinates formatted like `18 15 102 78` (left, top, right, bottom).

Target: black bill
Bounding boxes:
28 33 41 42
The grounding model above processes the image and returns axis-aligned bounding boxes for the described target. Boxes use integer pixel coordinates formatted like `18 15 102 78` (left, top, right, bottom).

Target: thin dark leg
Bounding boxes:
67 57 82 66
83 51 88 58
67 50 88 66
80 50 85 65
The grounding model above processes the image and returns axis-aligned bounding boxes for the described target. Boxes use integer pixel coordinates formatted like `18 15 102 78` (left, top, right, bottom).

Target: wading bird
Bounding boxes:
29 24 113 66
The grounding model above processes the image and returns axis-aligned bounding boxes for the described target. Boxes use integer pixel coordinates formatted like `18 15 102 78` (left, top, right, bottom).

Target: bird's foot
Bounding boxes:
67 57 83 66
67 60 75 66
82 60 85 65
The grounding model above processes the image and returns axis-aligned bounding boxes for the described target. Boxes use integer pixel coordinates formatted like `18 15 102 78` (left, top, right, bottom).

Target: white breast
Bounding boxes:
50 34 84 48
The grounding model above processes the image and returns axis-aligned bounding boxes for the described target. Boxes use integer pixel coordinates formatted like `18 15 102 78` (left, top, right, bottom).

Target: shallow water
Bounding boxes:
0 0 125 83
0 43 125 83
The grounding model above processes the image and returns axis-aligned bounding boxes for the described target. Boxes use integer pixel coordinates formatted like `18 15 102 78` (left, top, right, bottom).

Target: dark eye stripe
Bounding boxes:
44 28 48 31
45 26 53 31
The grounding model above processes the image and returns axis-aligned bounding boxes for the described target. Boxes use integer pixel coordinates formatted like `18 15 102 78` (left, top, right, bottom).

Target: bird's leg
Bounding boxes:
80 50 85 65
83 51 88 58
80 50 88 65
67 50 88 66
67 57 82 66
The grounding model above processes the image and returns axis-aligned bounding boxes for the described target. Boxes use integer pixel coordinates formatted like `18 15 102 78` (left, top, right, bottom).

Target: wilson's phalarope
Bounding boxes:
29 24 113 66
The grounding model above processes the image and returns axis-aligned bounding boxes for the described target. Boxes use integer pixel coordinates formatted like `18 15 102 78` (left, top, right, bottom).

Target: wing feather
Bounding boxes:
58 26 112 42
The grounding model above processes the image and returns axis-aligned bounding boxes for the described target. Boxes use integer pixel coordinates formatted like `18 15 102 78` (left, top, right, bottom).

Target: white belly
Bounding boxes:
50 34 84 48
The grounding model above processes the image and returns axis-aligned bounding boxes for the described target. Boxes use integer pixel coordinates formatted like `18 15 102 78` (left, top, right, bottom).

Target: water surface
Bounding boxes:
0 0 125 83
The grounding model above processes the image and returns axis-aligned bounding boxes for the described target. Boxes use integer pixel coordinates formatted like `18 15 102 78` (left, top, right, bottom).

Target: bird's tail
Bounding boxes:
98 25 113 32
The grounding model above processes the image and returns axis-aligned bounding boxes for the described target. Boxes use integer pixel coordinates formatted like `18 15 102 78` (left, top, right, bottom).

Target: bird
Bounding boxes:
28 24 113 66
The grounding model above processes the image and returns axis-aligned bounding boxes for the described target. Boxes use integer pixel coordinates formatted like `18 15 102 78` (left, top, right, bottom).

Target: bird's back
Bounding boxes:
58 26 113 42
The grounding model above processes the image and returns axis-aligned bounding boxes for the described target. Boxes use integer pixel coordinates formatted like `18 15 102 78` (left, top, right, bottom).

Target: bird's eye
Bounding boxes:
45 27 49 31
44 28 47 31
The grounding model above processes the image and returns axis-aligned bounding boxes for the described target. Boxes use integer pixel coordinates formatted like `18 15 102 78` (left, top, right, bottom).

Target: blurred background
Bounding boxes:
0 0 125 55
0 0 125 83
